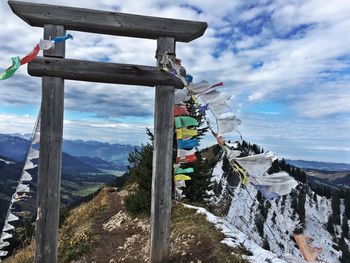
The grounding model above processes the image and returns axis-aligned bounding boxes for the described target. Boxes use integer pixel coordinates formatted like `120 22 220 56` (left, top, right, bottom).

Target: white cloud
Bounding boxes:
0 0 350 162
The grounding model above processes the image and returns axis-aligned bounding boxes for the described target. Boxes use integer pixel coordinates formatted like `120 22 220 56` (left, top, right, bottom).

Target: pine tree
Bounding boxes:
124 130 153 215
183 151 213 202
180 96 213 202
339 237 350 263
344 195 350 218
262 237 270 250
327 214 335 235
331 191 341 225
341 216 349 239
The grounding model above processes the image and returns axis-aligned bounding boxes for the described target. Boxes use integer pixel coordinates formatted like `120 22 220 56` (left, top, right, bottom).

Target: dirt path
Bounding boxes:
73 189 150 263
72 188 243 263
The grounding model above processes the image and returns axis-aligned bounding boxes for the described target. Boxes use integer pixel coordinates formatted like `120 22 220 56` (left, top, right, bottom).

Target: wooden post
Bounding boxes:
150 37 175 263
35 24 65 263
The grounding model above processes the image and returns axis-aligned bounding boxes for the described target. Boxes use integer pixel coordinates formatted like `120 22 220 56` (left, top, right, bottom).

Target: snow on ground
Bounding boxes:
0 158 14 165
184 203 288 263
226 183 262 243
303 194 341 262
209 155 344 262
211 159 223 184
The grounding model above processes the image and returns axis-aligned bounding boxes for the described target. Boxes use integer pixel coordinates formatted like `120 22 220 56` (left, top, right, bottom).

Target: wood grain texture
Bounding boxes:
28 57 184 88
43 25 65 58
8 0 207 42
35 25 65 263
150 37 175 263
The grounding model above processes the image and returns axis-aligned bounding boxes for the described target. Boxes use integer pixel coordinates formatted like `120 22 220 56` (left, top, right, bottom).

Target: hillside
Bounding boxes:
284 159 350 190
0 154 116 236
5 187 249 263
209 146 350 263
2 141 350 262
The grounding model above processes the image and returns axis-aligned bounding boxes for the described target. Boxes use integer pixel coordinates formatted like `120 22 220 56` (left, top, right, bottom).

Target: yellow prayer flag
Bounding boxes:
174 174 192 181
176 128 198 140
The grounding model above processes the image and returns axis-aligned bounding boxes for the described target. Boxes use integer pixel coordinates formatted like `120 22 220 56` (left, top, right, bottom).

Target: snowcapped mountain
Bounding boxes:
207 147 349 262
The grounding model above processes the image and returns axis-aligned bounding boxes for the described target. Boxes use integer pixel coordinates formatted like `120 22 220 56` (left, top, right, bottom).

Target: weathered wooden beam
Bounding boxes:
35 25 65 263
8 0 207 42
28 57 184 88
150 37 175 263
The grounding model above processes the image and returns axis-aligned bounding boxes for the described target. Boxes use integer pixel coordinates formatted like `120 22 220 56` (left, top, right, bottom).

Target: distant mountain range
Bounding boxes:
0 133 138 229
285 159 350 190
286 159 350 171
0 134 139 169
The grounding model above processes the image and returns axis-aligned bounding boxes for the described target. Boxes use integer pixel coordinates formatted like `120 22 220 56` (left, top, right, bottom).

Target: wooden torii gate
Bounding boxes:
8 1 206 262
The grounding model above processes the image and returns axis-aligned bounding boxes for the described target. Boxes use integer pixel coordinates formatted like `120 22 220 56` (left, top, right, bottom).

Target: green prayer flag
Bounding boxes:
0 57 21 80
175 116 199 128
175 167 194 174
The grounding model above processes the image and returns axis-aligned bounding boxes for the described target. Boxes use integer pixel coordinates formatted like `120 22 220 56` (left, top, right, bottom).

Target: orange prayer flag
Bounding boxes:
294 234 322 262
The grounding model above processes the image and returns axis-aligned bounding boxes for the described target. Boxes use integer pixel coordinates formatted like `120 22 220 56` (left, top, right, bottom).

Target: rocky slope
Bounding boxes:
5 187 248 263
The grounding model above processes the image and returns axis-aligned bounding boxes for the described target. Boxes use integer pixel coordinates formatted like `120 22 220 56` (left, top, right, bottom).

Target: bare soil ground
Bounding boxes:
72 189 246 263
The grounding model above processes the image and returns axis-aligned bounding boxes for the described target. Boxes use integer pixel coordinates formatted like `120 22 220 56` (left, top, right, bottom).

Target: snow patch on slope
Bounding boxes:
210 154 344 262
0 158 14 165
184 203 287 262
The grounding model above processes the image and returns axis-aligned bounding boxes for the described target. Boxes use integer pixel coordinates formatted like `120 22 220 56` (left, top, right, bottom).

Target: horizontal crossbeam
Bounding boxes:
28 57 184 87
8 0 207 42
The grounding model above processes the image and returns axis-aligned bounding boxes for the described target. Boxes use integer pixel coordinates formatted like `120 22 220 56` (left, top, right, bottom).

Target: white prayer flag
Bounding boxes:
0 232 12 241
16 183 30 193
189 80 210 94
209 100 229 117
24 160 37 170
20 171 32 182
217 113 241 136
27 148 39 160
175 89 190 104
175 180 186 188
224 146 241 161
234 151 277 177
2 222 14 232
32 133 40 145
0 249 8 257
0 241 9 250
252 171 299 196
7 212 19 222
39 39 55 50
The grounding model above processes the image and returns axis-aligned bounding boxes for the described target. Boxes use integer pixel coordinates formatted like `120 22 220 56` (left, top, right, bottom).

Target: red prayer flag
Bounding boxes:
176 153 197 163
217 136 226 145
21 44 40 65
174 105 189 116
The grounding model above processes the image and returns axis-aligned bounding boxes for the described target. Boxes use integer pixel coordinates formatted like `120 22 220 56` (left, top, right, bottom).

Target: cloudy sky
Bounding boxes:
1 0 349 163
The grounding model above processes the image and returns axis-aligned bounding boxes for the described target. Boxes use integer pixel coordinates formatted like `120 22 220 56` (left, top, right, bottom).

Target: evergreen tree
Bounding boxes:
327 215 335 235
183 151 213 202
124 130 153 215
331 191 341 225
262 237 270 250
180 96 213 202
345 195 350 218
297 186 306 228
341 216 349 239
339 237 350 263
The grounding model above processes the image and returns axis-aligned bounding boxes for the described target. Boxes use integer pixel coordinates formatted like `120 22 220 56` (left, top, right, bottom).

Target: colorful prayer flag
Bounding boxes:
0 57 21 80
176 128 198 140
174 105 189 116
177 139 199 149
174 174 192 181
174 166 194 174
20 44 40 65
175 116 199 128
294 234 322 262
